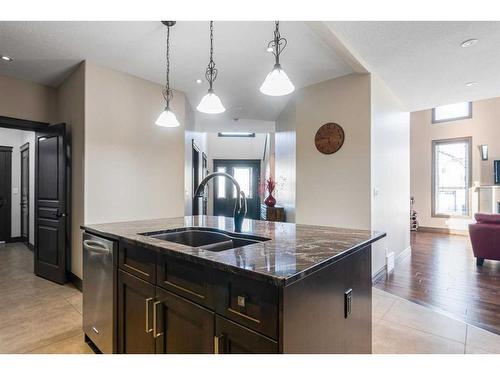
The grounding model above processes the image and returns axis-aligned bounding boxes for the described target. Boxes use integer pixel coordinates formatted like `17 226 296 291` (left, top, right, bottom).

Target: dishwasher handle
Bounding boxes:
84 240 111 254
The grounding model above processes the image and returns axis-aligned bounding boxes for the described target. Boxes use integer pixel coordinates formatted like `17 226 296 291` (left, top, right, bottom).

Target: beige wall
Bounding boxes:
275 98 297 223
371 76 410 275
56 63 85 278
84 62 185 227
410 97 500 230
275 74 371 229
0 74 57 123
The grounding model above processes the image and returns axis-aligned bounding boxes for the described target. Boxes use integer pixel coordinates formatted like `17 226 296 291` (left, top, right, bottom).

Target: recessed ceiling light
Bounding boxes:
465 81 478 87
461 39 478 48
1 55 13 62
195 79 202 84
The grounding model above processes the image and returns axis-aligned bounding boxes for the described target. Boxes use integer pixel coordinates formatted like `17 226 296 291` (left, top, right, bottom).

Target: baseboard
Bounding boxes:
418 226 469 236
6 236 24 243
68 272 82 292
372 246 412 285
26 242 34 251
397 246 412 264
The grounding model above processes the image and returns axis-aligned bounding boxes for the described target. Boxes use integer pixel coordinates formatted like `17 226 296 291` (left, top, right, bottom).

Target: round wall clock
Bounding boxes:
314 123 345 155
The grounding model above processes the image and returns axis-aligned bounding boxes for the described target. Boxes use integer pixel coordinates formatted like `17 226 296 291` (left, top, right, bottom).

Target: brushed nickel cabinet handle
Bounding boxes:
214 335 223 354
145 297 153 333
153 300 163 338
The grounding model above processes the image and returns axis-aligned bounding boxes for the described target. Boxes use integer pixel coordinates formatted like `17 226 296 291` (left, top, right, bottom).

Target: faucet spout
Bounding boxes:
194 172 247 232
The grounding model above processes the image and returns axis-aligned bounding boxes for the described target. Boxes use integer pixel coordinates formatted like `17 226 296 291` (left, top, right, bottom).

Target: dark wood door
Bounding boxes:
20 143 29 242
155 287 214 353
0 146 12 242
213 159 261 220
117 270 156 354
34 124 68 284
215 316 278 354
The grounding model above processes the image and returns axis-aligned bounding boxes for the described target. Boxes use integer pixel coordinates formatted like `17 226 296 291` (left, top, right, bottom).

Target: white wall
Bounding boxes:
0 128 35 242
371 75 410 275
84 62 185 225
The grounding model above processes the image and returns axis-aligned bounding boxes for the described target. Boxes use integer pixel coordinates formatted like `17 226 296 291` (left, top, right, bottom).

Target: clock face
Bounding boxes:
314 123 345 154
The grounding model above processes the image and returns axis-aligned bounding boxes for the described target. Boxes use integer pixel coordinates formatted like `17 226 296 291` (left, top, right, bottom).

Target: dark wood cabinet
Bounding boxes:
117 270 156 354
215 316 278 354
155 288 214 354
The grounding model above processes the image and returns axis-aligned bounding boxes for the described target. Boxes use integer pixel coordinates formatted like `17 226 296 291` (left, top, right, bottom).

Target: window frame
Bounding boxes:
431 102 472 124
431 136 472 218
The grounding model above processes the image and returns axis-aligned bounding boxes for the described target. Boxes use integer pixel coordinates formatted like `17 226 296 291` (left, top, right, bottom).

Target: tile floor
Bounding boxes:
1 242 499 354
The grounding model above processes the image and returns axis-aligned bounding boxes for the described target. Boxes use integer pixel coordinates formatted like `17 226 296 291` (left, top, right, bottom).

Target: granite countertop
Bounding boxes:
82 216 385 286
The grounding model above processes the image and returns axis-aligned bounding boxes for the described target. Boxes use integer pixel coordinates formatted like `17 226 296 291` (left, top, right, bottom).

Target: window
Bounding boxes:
432 102 472 123
432 137 471 217
217 132 255 138
217 166 226 198
233 167 253 198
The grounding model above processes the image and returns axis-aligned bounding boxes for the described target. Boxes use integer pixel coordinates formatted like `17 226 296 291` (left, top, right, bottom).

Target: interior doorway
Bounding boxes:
20 143 29 243
0 116 70 285
0 146 12 242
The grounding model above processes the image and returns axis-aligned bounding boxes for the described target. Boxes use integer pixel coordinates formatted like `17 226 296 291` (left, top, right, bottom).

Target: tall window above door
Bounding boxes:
432 137 472 217
432 102 472 123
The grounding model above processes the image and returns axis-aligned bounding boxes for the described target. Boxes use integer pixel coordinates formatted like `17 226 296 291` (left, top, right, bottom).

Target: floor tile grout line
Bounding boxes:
379 315 468 346
24 331 84 354
464 325 468 354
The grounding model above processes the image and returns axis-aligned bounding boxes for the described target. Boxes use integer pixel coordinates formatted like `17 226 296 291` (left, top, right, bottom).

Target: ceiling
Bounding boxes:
329 21 500 111
0 21 353 125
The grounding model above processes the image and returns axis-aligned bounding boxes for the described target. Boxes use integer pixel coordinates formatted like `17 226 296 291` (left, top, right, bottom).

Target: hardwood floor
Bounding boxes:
375 231 500 335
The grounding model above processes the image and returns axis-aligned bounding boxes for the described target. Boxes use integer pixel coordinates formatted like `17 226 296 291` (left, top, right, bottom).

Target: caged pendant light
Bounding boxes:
260 21 295 96
155 21 180 128
197 21 225 114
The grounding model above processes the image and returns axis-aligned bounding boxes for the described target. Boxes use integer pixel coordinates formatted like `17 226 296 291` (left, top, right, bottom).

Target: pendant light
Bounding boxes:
197 21 225 114
155 21 180 127
260 21 295 96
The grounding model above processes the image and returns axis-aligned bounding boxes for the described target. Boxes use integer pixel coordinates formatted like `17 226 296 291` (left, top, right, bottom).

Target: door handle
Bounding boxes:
56 210 66 218
145 297 153 334
83 240 110 254
153 300 163 338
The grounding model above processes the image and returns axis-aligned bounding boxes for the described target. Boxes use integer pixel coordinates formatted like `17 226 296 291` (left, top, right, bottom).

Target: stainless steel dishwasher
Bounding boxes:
83 232 116 354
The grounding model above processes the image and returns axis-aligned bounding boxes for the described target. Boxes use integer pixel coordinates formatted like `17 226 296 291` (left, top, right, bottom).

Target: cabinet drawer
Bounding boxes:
118 241 156 283
215 316 278 354
157 254 215 309
218 273 278 340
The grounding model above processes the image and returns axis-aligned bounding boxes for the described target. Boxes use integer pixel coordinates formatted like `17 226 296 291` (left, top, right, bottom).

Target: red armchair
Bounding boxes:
469 213 500 266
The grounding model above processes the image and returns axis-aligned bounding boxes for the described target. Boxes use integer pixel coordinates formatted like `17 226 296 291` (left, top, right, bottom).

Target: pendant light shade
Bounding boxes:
197 21 225 114
155 107 180 127
156 21 180 128
260 21 295 97
260 64 295 96
197 90 225 114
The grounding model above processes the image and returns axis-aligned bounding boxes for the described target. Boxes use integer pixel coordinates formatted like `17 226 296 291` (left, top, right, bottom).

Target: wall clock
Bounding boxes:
314 123 345 155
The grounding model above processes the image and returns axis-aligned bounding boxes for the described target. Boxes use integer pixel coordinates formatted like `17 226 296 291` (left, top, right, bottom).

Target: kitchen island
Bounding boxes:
82 216 385 354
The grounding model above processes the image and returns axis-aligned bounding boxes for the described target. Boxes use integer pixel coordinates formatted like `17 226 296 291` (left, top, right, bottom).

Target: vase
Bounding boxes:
264 192 276 207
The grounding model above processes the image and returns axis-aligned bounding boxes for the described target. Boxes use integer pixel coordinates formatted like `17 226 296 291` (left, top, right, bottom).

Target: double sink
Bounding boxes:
140 227 271 252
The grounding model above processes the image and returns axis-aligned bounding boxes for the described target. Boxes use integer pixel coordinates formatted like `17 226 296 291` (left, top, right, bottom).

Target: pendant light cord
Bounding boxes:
205 21 218 92
163 24 173 109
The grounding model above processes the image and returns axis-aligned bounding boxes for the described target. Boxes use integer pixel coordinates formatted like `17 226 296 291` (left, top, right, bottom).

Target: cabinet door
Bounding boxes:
215 316 278 354
155 287 214 353
117 270 156 354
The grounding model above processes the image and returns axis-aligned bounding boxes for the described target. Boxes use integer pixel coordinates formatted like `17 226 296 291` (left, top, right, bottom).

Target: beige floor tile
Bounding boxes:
65 292 83 315
465 345 495 354
372 291 397 321
29 334 93 354
373 319 465 354
466 324 500 354
382 298 467 343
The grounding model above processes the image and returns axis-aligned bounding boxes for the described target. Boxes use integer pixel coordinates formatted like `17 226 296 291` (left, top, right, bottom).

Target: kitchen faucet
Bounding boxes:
194 172 247 232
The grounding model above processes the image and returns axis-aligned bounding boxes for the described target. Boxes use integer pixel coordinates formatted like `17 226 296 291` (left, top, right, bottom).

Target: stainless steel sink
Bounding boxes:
140 227 271 252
